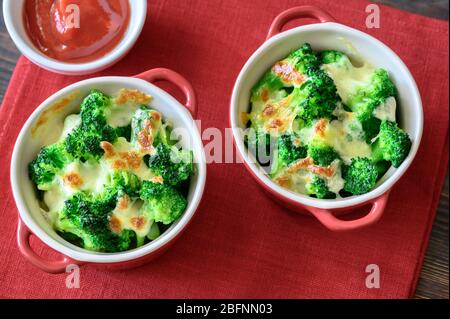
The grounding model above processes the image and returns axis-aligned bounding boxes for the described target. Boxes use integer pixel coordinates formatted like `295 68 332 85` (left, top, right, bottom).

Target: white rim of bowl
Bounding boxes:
11 76 207 263
2 0 147 74
231 22 423 210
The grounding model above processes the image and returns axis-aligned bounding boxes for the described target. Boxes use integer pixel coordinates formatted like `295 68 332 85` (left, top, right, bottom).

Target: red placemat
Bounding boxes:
0 0 448 298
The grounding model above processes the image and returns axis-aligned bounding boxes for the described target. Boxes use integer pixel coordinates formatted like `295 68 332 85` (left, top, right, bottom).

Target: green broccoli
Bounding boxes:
79 90 111 126
64 90 118 161
251 71 285 97
371 120 412 168
320 51 397 141
57 192 136 252
105 170 142 198
347 69 397 141
307 140 340 166
28 142 72 189
305 175 336 199
130 106 170 147
286 43 320 76
115 124 132 141
146 142 193 186
319 50 346 65
291 69 340 126
140 181 187 225
375 160 391 179
270 133 307 176
343 157 378 195
251 43 319 98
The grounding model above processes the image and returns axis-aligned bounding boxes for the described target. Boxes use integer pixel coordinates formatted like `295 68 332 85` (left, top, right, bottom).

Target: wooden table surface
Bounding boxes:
0 0 448 299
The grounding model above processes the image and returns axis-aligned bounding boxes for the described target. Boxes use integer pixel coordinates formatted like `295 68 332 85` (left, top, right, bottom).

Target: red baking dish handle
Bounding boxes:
17 218 81 274
267 6 335 39
134 68 197 118
307 192 390 232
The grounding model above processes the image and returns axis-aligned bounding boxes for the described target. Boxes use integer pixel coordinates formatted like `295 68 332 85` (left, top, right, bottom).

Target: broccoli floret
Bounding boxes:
79 90 112 126
307 140 340 166
64 90 117 161
251 71 285 97
319 50 346 65
115 124 132 141
130 106 167 147
105 171 141 198
65 125 117 161
270 133 307 175
343 157 378 195
291 70 340 126
287 43 320 76
376 160 391 179
251 43 319 98
140 181 187 225
277 133 307 164
347 69 397 141
28 142 72 189
360 117 382 143
57 192 136 252
371 120 412 168
305 175 336 199
146 143 193 186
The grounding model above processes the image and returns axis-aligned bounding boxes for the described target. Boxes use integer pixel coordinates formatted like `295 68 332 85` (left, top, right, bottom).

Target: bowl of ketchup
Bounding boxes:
3 0 147 75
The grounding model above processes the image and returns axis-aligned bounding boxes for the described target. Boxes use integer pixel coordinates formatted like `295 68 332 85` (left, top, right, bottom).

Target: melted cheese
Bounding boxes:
43 184 66 216
249 94 296 134
373 96 396 122
110 197 152 237
296 123 316 145
107 104 141 128
322 104 373 164
60 114 81 139
274 159 345 195
101 137 155 181
43 160 110 216
61 161 109 195
106 89 153 128
325 160 345 193
322 57 375 105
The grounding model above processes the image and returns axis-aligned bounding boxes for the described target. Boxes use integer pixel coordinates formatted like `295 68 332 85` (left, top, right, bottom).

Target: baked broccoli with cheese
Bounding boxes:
140 181 187 225
29 89 193 252
251 43 319 99
245 43 412 199
306 175 336 199
307 139 340 167
321 51 397 141
343 157 379 195
270 133 307 176
64 90 118 161
29 142 72 190
57 192 136 252
371 120 412 168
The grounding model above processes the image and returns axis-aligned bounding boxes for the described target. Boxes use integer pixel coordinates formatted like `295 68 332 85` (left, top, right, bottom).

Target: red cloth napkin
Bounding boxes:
0 0 448 299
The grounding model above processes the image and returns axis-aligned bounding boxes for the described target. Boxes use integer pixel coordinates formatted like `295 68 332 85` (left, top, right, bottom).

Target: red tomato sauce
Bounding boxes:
23 0 130 63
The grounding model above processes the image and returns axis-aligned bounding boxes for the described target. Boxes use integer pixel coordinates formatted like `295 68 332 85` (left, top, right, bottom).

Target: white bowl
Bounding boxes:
11 69 206 270
230 7 423 230
3 0 147 75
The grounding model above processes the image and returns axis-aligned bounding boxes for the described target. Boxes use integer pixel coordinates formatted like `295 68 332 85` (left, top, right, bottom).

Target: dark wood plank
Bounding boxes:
0 0 448 299
0 11 20 102
375 0 449 20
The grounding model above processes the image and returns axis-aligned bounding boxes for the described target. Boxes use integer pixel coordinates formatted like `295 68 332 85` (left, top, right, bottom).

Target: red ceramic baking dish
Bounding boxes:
11 68 207 273
230 6 423 231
